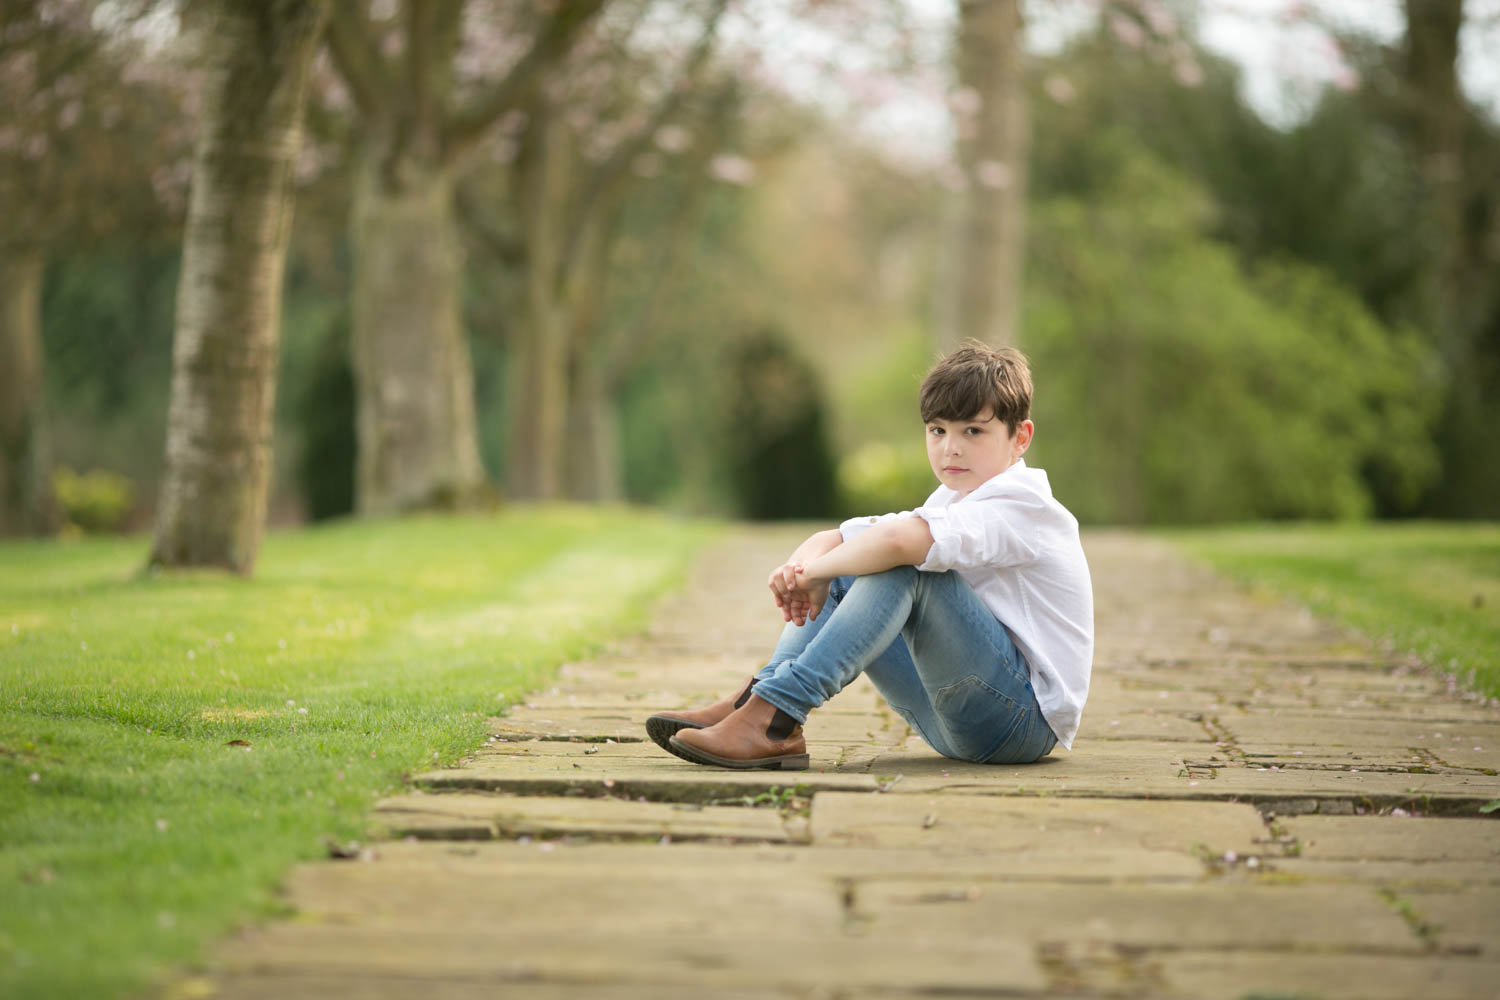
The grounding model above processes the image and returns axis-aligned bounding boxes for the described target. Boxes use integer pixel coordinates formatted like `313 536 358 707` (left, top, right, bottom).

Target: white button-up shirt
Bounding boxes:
838 460 1094 750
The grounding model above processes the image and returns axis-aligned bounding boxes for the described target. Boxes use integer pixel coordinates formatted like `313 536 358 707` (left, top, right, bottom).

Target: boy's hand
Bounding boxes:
768 561 829 627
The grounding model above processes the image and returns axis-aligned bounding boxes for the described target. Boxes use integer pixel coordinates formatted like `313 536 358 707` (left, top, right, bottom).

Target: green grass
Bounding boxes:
1168 522 1499 700
0 506 717 1000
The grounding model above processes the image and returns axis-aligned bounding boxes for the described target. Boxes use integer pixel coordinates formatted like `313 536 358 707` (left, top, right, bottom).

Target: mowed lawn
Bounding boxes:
1170 522 1500 701
0 507 716 1000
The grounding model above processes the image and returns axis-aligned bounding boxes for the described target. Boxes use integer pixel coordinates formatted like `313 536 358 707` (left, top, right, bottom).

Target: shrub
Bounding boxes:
720 329 838 519
1023 141 1439 524
836 441 934 518
51 466 134 534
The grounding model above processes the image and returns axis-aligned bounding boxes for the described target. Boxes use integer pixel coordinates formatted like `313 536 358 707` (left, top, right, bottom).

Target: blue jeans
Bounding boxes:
753 567 1058 764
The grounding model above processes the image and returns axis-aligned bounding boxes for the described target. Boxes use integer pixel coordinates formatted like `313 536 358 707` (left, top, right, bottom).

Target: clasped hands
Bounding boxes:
768 561 830 627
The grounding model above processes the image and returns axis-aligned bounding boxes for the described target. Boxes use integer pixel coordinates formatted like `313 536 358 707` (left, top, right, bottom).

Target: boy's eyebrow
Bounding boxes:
927 414 995 425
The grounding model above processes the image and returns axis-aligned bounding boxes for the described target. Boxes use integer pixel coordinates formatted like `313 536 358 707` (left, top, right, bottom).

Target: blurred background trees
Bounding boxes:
7 0 1499 551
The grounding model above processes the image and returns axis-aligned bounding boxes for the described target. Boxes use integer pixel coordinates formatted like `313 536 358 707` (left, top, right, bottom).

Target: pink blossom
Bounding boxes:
948 86 982 116
1109 13 1145 48
655 124 691 153
975 160 1012 190
1044 74 1076 105
1140 0 1177 36
708 153 755 185
1174 59 1204 88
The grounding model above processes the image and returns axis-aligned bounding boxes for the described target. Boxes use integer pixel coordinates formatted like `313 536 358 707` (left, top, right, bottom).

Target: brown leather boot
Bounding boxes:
645 675 759 756
668 694 809 770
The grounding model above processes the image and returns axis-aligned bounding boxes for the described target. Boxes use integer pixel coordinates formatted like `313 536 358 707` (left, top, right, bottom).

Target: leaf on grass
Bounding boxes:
225 739 251 747
325 837 362 859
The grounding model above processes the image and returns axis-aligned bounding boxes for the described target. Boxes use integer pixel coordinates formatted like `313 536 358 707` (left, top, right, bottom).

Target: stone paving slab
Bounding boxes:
197 977 797 1000
854 879 1418 952
415 759 881 802
355 838 1201 883
809 790 1268 858
1074 710 1209 742
1270 858 1500 888
1280 815 1500 862
1405 889 1500 956
1154 952 1500 1000
215 926 1047 994
372 791 798 843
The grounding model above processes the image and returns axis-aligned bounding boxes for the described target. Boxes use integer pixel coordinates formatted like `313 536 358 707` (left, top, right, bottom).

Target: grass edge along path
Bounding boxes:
0 506 718 1000
1168 521 1499 703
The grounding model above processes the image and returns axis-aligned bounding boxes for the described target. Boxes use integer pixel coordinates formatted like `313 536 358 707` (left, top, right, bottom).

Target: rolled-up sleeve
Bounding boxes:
913 496 1044 572
839 511 915 543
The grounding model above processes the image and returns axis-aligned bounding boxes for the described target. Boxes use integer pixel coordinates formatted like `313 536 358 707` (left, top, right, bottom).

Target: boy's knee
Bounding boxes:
869 565 918 585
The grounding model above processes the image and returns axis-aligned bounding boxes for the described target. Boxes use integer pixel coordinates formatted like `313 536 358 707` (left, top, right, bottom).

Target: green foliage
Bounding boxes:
41 246 178 491
0 508 714 1000
291 310 356 521
836 442 932 519
1172 522 1500 700
1024 140 1439 524
720 329 838 520
50 467 134 534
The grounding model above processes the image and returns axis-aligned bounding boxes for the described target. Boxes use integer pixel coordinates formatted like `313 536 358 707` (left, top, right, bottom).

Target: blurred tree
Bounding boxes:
1392 0 1500 516
0 0 184 535
1025 139 1438 523
320 0 602 513
506 1 730 501
150 0 329 573
942 0 1027 351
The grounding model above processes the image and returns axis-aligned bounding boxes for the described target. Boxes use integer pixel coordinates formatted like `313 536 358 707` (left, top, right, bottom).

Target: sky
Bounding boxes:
723 0 1500 165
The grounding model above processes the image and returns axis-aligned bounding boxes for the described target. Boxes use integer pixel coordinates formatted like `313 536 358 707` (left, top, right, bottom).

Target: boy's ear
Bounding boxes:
1015 419 1034 454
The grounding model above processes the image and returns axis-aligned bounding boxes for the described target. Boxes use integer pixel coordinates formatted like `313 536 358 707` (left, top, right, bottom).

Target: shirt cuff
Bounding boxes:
912 507 957 572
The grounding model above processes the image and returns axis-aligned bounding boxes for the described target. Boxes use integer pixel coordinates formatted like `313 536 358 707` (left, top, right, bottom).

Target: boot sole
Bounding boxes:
667 734 810 771
644 715 706 757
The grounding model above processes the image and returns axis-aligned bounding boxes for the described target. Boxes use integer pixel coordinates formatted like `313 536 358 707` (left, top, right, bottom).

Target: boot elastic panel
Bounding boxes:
733 677 759 709
765 707 799 741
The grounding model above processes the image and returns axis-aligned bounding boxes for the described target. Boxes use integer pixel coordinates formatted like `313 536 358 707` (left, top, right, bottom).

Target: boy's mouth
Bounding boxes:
943 466 967 474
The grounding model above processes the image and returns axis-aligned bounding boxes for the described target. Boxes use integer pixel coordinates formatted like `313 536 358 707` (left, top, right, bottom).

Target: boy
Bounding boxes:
646 343 1093 770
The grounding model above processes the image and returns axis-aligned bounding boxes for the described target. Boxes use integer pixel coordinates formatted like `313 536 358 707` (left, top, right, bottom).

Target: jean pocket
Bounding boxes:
932 674 1022 763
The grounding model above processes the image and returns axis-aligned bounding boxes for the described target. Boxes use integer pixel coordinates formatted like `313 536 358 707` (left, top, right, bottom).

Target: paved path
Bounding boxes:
188 527 1500 999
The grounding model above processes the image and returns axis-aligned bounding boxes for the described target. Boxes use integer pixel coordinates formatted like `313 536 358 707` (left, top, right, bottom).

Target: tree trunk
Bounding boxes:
0 248 54 536
1403 0 1465 333
506 104 570 500
1399 0 1500 516
943 0 1029 351
150 0 328 573
349 151 486 514
562 201 625 502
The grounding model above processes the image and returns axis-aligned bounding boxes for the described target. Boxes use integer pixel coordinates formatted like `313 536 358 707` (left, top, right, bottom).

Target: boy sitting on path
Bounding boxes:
647 342 1094 770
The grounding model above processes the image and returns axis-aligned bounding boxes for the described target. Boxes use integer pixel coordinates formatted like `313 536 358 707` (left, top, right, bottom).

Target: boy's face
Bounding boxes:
925 409 1033 497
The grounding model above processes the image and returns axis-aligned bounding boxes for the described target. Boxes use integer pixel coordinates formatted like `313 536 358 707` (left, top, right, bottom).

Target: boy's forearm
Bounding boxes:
789 528 843 564
802 518 932 581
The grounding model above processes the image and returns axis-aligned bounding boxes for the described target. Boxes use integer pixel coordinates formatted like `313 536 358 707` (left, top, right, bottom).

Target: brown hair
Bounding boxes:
919 341 1032 434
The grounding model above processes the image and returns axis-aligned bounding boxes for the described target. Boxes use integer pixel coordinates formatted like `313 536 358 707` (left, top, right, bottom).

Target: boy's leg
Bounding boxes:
645 576 859 754
753 566 1057 764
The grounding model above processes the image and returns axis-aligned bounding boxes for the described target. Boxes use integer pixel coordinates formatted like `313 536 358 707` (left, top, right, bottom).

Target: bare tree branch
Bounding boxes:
561 0 729 281
444 0 606 162
325 1 392 121
456 181 525 268
604 81 738 389
406 0 464 138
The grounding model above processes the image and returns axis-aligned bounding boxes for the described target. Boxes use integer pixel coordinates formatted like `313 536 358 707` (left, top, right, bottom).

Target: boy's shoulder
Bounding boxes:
964 461 1055 503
